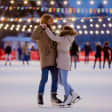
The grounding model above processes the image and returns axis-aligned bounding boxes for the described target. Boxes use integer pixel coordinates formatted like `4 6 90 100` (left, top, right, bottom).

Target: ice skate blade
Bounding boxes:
59 104 71 108
72 97 82 104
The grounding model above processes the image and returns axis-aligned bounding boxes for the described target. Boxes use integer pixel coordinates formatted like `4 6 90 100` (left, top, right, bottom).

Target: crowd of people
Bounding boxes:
70 41 112 69
0 42 30 66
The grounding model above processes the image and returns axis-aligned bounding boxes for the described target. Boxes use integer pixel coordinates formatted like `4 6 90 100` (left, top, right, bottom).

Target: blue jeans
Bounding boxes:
38 66 58 95
58 69 73 97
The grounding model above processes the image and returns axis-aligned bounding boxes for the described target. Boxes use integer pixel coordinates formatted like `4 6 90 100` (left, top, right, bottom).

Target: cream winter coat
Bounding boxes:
45 28 76 71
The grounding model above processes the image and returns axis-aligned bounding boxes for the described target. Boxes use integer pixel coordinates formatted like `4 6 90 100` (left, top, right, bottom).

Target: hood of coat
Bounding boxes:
59 29 77 37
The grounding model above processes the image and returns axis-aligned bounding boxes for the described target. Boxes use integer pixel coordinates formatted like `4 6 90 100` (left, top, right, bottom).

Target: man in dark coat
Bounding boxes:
103 41 111 69
93 42 102 69
70 40 79 69
4 43 12 66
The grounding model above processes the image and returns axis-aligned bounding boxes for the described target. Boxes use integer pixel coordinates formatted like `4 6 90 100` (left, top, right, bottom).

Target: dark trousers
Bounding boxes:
93 56 101 69
38 66 58 95
103 56 111 68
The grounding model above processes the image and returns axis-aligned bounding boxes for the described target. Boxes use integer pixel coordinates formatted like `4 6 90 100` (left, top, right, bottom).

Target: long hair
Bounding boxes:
59 26 78 36
40 14 53 31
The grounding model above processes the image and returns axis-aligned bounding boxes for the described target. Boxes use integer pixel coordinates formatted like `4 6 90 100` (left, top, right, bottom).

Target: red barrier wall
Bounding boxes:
0 50 111 61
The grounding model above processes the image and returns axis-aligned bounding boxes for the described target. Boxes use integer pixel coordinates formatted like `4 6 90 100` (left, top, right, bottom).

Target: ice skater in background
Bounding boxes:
70 40 79 69
103 41 111 69
4 43 12 66
41 24 80 107
22 42 30 65
84 42 92 64
93 42 102 69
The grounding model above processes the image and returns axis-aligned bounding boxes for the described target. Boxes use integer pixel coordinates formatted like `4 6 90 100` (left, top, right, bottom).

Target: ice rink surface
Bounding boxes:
0 61 112 112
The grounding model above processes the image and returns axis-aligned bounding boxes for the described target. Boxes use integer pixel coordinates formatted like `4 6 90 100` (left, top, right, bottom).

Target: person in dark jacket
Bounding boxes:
17 45 22 61
93 42 102 69
84 42 92 64
70 40 79 69
4 43 12 66
103 41 111 69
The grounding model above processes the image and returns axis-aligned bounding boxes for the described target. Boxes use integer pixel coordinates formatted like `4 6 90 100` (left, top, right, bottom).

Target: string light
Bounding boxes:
57 25 62 29
76 25 81 29
108 23 112 28
76 0 81 5
90 30 94 35
10 0 15 4
103 0 108 5
23 0 28 5
36 0 42 6
106 30 110 34
50 0 55 5
103 24 106 27
90 18 93 22
83 25 87 29
84 30 88 35
79 30 83 35
107 17 111 21
63 0 68 5
101 30 104 35
98 18 102 22
95 24 100 28
90 0 95 5
81 18 85 23
90 24 94 27
95 30 99 35
52 25 56 30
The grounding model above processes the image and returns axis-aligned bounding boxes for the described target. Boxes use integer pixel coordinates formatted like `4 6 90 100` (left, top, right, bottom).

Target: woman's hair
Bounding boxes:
59 25 78 36
40 14 53 30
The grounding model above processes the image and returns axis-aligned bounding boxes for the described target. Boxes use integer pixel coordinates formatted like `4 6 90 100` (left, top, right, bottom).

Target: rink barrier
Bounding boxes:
0 50 111 61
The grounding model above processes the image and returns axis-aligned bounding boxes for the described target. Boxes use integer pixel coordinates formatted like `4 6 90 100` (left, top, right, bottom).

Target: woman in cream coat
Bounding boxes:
42 25 80 106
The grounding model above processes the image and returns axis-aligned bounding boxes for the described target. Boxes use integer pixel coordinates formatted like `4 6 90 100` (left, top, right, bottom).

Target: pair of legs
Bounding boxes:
5 54 11 66
22 55 29 65
58 69 73 97
38 66 58 95
93 56 101 69
85 54 89 64
38 66 62 104
103 56 111 69
71 55 78 69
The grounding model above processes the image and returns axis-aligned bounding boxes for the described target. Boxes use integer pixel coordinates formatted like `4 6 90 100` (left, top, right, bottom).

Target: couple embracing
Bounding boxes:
31 14 80 107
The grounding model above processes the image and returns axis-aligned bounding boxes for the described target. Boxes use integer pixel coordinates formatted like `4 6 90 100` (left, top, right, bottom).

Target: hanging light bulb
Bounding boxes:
79 30 83 35
98 18 102 22
103 0 108 5
36 0 42 6
24 0 28 5
10 0 15 4
76 0 82 5
80 18 85 23
63 0 68 5
50 0 55 5
90 0 95 5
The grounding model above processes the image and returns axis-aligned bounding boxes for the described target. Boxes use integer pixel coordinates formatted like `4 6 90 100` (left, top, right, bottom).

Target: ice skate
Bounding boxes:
37 94 44 106
71 91 81 104
51 93 62 106
59 94 72 108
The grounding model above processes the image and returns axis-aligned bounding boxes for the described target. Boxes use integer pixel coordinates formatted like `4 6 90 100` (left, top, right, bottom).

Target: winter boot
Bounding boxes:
38 94 43 105
51 93 62 104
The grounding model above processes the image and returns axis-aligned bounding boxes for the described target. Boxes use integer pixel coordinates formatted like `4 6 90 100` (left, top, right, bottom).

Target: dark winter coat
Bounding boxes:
5 46 12 54
95 45 102 57
70 40 79 56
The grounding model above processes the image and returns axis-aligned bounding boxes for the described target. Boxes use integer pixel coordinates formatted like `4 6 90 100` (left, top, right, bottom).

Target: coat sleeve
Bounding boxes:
31 26 43 41
45 28 64 42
